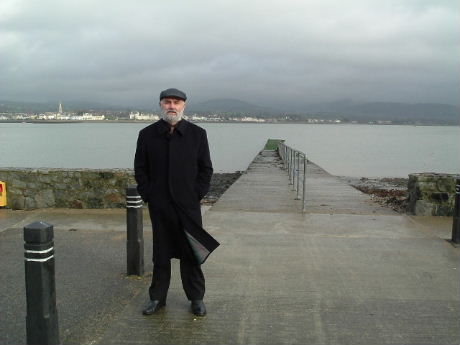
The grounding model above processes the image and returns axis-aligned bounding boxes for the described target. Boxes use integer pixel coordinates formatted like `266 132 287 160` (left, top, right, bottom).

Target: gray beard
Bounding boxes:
161 110 183 124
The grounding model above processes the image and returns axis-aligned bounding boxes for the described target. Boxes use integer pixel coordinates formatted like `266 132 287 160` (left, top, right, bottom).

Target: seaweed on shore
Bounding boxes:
340 176 409 213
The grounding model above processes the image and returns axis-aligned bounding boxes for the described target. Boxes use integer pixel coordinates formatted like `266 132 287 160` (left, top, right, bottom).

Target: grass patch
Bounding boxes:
264 139 283 150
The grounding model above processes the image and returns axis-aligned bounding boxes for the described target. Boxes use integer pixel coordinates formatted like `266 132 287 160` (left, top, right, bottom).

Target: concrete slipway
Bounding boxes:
0 149 458 345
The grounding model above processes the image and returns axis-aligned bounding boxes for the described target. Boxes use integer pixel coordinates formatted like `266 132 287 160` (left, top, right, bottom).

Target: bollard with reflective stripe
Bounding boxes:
452 179 460 244
126 185 144 276
24 221 59 345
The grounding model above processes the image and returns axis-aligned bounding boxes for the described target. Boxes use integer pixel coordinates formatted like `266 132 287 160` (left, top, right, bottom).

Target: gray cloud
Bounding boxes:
0 0 458 108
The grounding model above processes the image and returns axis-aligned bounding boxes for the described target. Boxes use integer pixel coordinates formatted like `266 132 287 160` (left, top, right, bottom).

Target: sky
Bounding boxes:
1 0 459 109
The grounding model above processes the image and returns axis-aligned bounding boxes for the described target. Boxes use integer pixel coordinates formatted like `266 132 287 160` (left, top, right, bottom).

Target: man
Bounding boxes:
134 88 219 317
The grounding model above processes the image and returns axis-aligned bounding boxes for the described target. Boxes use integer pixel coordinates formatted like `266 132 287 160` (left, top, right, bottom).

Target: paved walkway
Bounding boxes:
0 149 458 345
99 150 459 345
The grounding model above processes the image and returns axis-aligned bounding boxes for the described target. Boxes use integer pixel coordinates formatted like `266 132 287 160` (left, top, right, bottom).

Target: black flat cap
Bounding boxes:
159 88 187 101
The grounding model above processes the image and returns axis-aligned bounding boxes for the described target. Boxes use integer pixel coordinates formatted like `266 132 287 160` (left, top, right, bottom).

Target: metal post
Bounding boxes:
296 151 301 199
281 144 285 166
284 145 287 165
285 145 288 170
288 148 293 185
287 147 290 181
292 151 297 191
280 144 285 165
126 185 144 276
452 179 460 244
292 151 299 191
302 154 307 212
24 221 59 345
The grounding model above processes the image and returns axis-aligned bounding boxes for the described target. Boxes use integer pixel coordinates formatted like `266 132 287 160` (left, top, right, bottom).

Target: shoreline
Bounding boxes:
0 120 457 126
339 176 408 213
202 172 243 205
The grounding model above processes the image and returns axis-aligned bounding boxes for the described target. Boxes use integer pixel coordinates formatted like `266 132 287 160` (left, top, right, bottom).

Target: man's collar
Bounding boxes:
157 118 188 135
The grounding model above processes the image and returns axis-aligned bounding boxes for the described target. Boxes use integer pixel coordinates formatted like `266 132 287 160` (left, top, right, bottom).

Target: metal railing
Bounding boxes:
277 141 307 212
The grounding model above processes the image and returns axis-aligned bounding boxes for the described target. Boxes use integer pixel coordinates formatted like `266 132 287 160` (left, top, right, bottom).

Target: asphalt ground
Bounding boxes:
0 224 152 345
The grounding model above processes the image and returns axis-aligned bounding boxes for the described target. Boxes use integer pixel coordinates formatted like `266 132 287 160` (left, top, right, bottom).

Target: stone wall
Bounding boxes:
407 173 459 216
0 168 241 210
0 168 136 209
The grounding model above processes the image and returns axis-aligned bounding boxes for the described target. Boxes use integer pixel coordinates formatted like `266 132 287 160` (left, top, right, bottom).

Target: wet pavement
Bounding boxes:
0 149 458 345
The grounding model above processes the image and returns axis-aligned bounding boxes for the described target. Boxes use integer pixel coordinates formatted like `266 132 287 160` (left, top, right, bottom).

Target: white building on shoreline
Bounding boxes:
129 112 159 121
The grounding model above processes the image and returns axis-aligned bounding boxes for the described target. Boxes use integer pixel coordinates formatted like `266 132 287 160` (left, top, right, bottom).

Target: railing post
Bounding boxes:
126 185 144 276
296 151 301 199
24 221 59 345
452 179 460 244
292 151 297 191
302 154 307 212
278 142 308 212
288 148 293 185
285 146 288 170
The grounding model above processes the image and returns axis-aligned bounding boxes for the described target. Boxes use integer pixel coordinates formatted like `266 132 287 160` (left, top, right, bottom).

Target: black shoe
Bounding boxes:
142 300 165 315
191 300 206 316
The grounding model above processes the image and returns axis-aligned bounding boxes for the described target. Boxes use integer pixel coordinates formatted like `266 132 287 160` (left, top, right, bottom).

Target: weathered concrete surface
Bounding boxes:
302 161 396 215
408 216 454 240
96 150 459 345
213 151 395 215
211 150 301 213
1 149 458 345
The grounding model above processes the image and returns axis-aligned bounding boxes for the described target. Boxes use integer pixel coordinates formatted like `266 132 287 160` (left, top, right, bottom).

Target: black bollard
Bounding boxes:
24 221 59 345
126 185 144 276
452 179 460 244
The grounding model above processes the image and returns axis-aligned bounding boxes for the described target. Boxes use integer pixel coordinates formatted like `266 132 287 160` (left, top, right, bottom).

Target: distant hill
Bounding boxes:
305 101 459 125
350 102 458 124
188 98 458 124
0 100 58 113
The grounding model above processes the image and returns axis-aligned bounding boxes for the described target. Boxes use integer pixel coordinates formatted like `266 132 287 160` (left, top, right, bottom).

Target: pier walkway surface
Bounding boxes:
1 149 458 345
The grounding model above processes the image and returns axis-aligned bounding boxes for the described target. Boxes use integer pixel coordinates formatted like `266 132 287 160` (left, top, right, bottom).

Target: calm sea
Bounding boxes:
0 122 458 177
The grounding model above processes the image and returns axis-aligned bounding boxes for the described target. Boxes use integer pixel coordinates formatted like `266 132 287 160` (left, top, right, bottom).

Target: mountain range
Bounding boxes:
190 98 459 124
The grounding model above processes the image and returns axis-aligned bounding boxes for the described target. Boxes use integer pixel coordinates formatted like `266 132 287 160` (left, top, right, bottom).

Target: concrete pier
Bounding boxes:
0 148 458 345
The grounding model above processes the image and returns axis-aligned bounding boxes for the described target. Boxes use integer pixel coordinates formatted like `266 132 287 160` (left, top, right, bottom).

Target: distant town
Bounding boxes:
0 102 382 124
0 111 395 125
0 100 458 125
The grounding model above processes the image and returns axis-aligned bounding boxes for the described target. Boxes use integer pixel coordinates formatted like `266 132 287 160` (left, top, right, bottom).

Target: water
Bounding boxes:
0 122 458 177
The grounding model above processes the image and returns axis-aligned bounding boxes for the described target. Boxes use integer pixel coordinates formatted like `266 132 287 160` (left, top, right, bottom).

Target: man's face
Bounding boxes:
159 97 186 124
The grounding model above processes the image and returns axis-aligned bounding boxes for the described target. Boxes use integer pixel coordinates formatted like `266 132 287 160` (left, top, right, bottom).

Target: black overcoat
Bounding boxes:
134 119 219 264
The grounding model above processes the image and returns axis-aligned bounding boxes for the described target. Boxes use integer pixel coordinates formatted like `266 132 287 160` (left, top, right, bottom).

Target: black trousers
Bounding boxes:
148 202 205 301
149 259 205 301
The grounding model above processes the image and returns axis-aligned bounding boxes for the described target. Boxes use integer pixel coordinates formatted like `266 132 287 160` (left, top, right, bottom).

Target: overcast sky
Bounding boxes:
1 0 458 109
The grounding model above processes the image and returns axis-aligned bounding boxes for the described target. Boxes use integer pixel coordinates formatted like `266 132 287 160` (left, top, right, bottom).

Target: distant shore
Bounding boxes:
0 119 457 126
